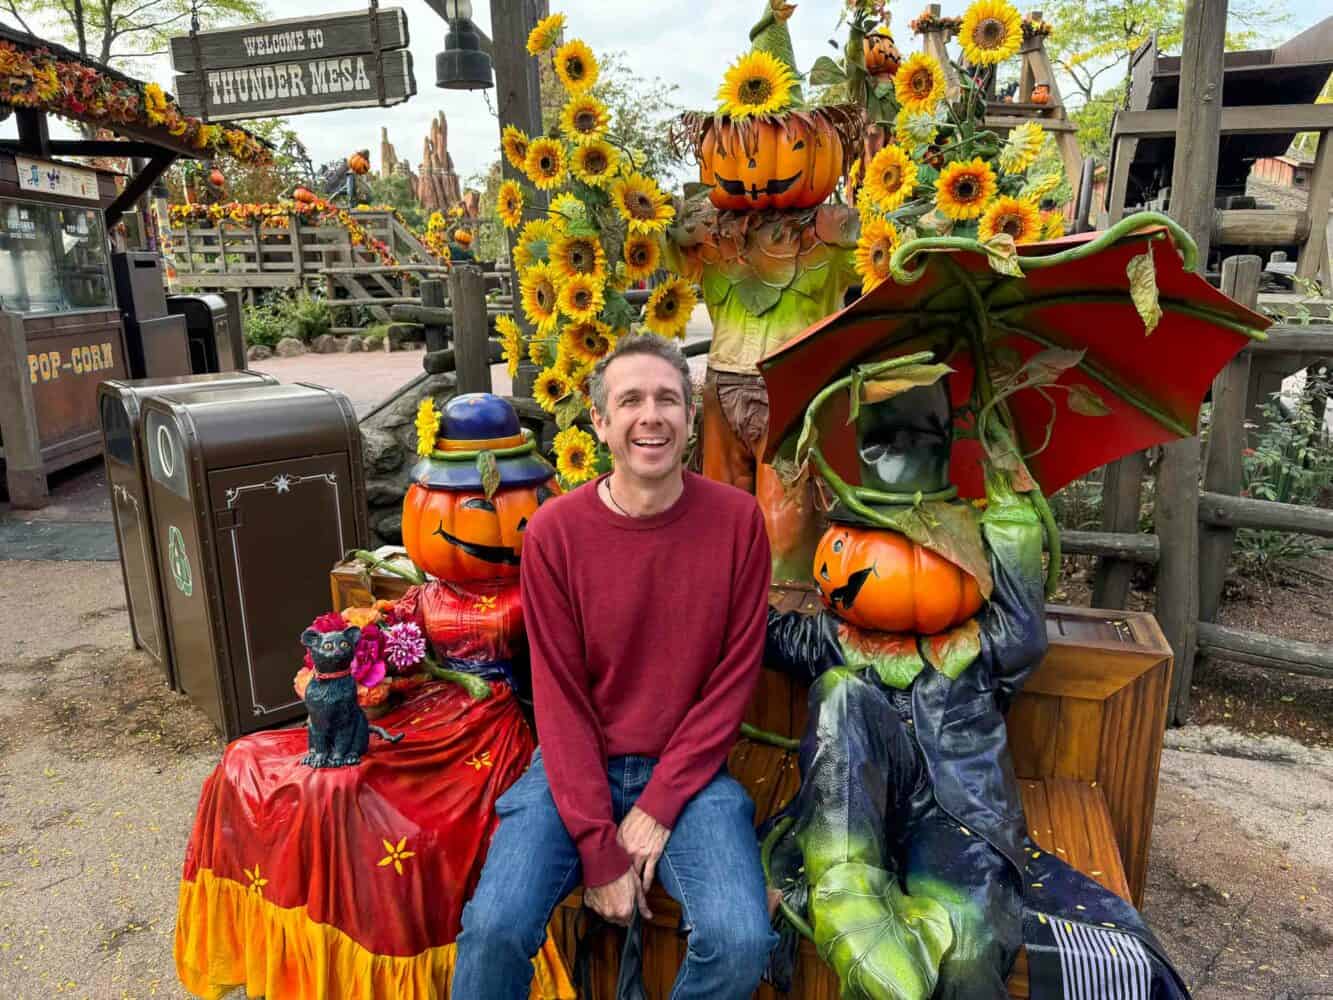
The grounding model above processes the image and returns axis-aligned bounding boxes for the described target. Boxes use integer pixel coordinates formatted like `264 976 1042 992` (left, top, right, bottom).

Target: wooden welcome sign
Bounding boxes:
169 6 415 121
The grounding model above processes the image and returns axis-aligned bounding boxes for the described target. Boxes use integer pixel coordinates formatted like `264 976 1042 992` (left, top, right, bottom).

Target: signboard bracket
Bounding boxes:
368 0 386 107
189 0 209 123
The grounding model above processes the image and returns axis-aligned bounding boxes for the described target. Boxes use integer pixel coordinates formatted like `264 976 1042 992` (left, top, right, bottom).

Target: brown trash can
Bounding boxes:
140 382 368 740
98 371 279 691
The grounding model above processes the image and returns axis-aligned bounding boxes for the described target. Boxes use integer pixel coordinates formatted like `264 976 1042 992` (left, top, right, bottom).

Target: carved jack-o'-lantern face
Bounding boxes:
699 115 844 212
814 524 983 634
401 482 558 582
863 29 902 78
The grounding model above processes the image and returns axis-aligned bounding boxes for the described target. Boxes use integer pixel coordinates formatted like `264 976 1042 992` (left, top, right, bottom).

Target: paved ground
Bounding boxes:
0 558 1330 999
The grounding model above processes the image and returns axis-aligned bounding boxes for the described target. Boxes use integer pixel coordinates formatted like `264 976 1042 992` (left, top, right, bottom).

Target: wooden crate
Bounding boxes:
552 598 1173 998
328 547 417 611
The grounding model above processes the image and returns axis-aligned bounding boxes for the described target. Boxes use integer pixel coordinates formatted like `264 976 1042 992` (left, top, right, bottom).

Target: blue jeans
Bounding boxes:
451 750 778 999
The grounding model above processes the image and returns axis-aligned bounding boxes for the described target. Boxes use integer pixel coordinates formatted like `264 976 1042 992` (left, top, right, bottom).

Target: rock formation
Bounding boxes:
416 112 463 215
380 127 399 178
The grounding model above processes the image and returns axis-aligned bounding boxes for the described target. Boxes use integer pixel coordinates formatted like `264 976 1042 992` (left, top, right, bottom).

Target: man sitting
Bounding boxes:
451 334 778 999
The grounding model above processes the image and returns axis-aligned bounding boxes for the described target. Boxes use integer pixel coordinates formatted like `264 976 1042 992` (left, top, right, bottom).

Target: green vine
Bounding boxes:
760 817 815 942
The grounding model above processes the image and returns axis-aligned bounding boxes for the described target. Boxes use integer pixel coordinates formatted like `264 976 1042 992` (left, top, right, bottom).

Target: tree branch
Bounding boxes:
0 0 35 35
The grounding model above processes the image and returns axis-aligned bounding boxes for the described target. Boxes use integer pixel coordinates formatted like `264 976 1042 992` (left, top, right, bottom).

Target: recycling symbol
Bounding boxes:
168 525 193 597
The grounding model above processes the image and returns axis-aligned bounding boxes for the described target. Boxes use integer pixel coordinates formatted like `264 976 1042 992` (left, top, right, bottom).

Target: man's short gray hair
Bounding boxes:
589 333 693 415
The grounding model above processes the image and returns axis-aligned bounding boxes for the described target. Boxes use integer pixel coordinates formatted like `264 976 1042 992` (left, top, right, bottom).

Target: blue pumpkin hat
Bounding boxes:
412 393 555 492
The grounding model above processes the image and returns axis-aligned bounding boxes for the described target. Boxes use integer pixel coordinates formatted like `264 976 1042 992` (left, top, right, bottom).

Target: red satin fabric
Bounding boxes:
396 579 525 664
180 680 535 956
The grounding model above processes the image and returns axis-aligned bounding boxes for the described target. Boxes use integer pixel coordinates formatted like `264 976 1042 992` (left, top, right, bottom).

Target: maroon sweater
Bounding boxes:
519 471 771 886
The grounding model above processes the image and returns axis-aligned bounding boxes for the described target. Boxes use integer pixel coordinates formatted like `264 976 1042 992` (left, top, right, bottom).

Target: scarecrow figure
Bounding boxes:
761 360 1192 999
671 0 864 583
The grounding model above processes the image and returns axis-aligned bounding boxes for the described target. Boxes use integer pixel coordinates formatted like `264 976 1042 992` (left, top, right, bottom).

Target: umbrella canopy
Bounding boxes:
759 213 1272 500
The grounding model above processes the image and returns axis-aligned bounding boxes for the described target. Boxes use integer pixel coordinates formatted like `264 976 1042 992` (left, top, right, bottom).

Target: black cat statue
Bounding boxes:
298 626 403 768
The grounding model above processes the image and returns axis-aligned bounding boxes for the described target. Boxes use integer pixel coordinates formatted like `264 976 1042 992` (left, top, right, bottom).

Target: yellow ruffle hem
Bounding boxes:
175 867 576 999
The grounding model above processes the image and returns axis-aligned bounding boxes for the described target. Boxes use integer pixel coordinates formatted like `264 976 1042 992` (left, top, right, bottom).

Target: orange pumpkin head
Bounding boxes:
814 524 983 634
863 28 902 79
401 481 558 582
348 151 370 175
1031 83 1052 106
208 168 226 188
700 114 844 212
293 186 317 204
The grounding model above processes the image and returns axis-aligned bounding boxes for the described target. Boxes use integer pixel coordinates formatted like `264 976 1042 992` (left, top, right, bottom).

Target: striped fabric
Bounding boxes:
1040 915 1154 999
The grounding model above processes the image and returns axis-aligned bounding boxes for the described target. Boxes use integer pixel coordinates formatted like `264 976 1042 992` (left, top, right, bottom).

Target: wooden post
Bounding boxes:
449 265 492 395
420 279 450 355
490 0 547 399
1092 451 1148 610
1157 0 1227 726
0 313 49 508
1296 129 1333 282
288 215 306 284
1198 255 1262 624
917 4 962 99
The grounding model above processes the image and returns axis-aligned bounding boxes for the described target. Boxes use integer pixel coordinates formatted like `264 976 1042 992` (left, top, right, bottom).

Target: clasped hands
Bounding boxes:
584 806 670 927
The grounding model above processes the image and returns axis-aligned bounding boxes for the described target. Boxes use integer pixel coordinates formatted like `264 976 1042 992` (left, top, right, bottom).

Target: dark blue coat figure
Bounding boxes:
761 375 1190 1000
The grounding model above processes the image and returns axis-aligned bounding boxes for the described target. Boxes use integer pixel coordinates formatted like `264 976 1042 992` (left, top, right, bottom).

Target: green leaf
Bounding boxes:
873 80 895 100
1126 249 1162 335
808 55 847 87
682 181 712 203
476 451 500 499
989 345 1023 383
600 289 636 330
860 363 954 406
922 619 982 680
1066 384 1112 417
701 267 733 307
554 395 583 430
795 415 819 470
734 276 784 316
981 233 1023 277
1021 347 1084 387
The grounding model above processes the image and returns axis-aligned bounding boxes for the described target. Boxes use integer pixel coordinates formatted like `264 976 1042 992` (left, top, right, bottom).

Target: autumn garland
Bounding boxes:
0 41 270 166
169 199 400 267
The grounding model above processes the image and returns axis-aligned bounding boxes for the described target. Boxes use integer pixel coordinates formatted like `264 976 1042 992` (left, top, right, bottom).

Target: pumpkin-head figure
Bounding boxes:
863 26 902 80
812 373 984 633
687 0 859 215
402 394 559 583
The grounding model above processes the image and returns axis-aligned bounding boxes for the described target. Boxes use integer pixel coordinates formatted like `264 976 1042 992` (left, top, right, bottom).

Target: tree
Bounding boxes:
364 172 427 230
0 0 266 69
164 117 310 203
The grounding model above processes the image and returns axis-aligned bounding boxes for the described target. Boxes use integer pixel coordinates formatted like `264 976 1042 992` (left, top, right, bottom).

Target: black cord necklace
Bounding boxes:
603 477 642 519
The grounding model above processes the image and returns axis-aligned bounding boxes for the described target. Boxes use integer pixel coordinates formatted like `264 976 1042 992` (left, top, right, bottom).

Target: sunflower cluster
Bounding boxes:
846 0 1070 290
497 12 691 485
0 41 269 165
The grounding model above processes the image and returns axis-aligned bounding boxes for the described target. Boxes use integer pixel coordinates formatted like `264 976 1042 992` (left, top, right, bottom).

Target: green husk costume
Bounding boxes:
759 361 1191 999
671 0 863 583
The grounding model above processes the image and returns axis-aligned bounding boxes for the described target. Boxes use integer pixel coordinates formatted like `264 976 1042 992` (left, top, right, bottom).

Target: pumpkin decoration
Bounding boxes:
208 167 226 188
813 523 983 634
698 115 845 212
863 27 902 79
454 228 474 246
1030 82 1051 106
401 481 554 582
293 186 317 204
348 150 370 175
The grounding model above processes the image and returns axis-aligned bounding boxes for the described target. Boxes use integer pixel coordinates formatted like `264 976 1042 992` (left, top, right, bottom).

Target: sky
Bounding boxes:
3 0 1332 189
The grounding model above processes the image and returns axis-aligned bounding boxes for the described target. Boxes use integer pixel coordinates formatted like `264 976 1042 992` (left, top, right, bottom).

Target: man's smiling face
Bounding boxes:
590 353 692 484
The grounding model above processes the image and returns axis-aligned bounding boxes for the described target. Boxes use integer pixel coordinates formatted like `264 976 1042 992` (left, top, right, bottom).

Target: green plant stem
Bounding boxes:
424 659 493 701
740 722 801 751
991 293 1268 341
760 817 815 942
350 549 425 586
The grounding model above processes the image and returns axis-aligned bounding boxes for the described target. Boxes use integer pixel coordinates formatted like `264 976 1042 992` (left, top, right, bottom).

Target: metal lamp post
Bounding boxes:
433 0 494 90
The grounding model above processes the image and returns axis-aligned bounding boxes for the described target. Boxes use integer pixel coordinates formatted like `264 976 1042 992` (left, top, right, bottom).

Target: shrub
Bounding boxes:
241 291 332 346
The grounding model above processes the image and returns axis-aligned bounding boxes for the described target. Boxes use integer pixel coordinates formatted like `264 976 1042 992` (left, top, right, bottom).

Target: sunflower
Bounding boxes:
978 196 1042 244
533 367 572 414
558 273 606 323
1022 171 1063 204
935 158 998 220
959 0 1022 66
524 137 567 190
559 94 610 145
643 277 696 339
853 216 901 293
496 180 524 229
529 334 555 367
610 173 675 234
715 50 797 119
514 219 561 270
1040 209 1065 240
862 145 918 213
623 233 661 283
526 12 565 54
554 39 599 93
895 53 945 116
496 314 523 377
547 192 587 228
520 262 561 333
999 121 1045 174
414 399 440 457
554 427 599 485
563 320 616 364
570 140 620 187
501 125 530 171
551 233 607 281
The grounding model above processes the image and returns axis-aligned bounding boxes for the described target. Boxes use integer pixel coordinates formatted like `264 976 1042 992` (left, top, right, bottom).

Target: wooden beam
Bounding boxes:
1092 451 1149 609
1058 530 1160 563
1199 256 1261 624
1213 209 1308 245
0 312 49 508
449 265 492 395
1247 324 1333 359
1198 490 1333 539
1196 622 1333 680
14 109 50 157
1113 103 1333 139
420 278 450 355
106 152 177 226
0 138 166 159
1296 130 1333 281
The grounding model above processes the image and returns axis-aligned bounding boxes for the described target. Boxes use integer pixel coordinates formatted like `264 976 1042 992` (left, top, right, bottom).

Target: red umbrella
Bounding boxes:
759 213 1271 501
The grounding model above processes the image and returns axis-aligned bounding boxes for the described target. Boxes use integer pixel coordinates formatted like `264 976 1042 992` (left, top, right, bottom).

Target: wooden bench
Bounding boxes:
551 599 1173 999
